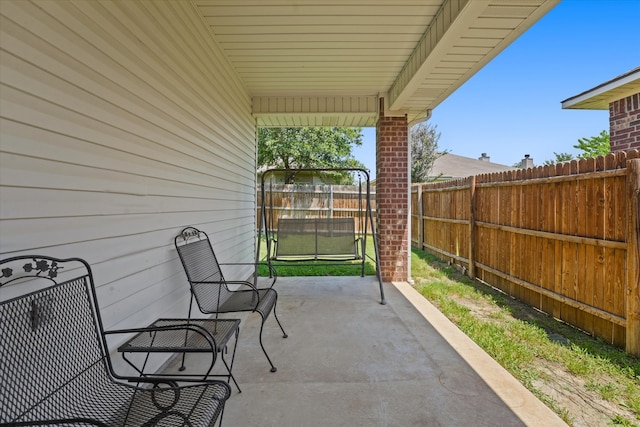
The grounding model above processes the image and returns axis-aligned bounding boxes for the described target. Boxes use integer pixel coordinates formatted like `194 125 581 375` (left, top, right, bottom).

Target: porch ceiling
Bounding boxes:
192 0 560 127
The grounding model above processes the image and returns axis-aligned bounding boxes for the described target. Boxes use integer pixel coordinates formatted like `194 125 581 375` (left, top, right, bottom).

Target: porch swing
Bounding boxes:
256 168 386 304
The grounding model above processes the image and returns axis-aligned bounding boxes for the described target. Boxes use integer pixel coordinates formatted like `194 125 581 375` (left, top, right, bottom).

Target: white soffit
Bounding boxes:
192 0 560 126
561 67 640 110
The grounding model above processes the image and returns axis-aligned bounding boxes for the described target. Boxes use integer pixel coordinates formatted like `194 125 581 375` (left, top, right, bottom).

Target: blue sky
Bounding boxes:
354 0 640 178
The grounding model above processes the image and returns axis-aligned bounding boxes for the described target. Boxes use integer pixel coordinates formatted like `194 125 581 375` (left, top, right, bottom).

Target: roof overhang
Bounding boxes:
561 66 640 110
193 0 560 127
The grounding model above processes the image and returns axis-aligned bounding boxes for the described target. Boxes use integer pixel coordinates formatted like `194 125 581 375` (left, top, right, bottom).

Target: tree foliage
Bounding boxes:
542 130 610 166
410 122 445 182
257 127 365 183
574 130 610 159
543 152 575 165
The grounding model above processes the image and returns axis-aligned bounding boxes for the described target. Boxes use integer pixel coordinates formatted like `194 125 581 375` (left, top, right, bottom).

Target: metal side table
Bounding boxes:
118 318 242 392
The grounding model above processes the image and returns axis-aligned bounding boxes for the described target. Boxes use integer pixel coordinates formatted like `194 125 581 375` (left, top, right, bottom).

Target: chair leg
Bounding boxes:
180 296 196 371
272 301 288 339
256 294 288 372
257 314 278 373
217 405 226 427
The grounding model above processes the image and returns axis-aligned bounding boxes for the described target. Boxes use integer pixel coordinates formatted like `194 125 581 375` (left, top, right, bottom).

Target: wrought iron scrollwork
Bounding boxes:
0 257 64 286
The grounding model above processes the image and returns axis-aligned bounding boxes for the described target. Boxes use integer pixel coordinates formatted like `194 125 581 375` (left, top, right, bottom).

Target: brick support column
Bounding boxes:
610 93 640 152
376 105 409 282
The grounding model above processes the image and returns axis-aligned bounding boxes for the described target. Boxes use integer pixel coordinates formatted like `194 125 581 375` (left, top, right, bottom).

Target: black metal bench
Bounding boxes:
0 255 231 426
272 217 362 261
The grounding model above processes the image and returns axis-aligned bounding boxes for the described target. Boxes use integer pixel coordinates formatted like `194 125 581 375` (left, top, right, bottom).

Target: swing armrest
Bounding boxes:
354 236 364 258
266 237 279 261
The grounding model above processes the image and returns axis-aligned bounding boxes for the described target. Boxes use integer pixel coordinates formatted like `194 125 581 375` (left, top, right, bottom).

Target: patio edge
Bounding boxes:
391 281 567 427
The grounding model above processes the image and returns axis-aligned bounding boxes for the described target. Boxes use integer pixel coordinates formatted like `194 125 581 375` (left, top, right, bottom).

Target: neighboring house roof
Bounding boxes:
561 66 640 110
429 153 516 180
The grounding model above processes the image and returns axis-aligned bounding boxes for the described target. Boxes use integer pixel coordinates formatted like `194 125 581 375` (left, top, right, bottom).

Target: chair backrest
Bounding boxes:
0 256 108 421
174 227 234 313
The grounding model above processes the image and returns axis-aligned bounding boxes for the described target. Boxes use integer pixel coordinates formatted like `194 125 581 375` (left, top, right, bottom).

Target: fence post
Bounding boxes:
627 159 640 356
418 184 424 249
329 185 334 218
468 176 476 279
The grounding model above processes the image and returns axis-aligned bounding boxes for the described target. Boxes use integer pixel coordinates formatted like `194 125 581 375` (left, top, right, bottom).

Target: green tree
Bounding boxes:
574 130 610 159
258 127 365 183
543 152 574 165
410 122 446 182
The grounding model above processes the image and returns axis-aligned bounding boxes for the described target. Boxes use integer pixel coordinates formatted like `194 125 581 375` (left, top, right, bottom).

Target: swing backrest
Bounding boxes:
275 217 360 260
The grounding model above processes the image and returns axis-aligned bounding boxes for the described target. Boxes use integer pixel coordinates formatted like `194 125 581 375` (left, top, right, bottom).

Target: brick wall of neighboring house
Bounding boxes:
376 112 409 282
610 93 640 151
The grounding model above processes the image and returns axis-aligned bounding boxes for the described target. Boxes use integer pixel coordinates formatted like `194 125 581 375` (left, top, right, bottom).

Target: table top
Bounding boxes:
118 318 240 353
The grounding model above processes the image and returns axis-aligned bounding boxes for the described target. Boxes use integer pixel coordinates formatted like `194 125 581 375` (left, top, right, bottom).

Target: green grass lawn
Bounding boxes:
411 247 640 427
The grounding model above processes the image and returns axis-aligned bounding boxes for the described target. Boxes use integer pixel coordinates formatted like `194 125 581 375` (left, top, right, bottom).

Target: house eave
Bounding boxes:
561 66 640 110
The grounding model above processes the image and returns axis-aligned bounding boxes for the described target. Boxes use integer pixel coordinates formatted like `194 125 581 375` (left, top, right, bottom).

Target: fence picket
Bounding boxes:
410 152 637 354
626 158 640 355
582 159 596 335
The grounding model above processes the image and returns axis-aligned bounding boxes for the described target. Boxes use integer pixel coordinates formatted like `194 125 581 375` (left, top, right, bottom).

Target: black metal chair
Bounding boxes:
175 227 288 373
0 255 231 427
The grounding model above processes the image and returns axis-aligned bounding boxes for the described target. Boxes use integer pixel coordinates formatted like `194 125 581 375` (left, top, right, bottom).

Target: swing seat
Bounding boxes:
273 217 362 261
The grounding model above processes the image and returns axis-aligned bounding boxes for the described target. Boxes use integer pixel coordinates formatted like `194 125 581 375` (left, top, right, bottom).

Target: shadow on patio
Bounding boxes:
164 276 566 427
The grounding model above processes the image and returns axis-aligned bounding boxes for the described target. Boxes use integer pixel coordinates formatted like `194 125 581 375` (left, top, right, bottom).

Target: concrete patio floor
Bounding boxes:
166 276 566 427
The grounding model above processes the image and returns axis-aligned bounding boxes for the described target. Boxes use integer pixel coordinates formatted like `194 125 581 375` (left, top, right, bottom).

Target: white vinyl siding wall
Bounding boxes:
0 0 256 357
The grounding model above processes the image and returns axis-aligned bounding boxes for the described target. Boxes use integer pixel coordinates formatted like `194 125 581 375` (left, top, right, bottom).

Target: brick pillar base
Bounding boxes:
376 108 409 282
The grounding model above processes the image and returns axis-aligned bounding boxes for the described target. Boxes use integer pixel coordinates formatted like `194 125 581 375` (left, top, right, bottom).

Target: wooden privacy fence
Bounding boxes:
257 184 377 235
411 150 640 355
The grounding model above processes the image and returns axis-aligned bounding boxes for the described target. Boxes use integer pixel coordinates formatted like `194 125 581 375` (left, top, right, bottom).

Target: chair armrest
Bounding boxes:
116 374 232 391
190 279 265 305
189 278 259 292
219 261 277 288
221 279 260 291
9 419 111 426
9 379 231 426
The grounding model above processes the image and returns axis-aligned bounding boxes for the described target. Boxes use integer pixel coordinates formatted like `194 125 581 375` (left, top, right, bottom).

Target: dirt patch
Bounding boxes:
533 362 636 427
447 287 638 426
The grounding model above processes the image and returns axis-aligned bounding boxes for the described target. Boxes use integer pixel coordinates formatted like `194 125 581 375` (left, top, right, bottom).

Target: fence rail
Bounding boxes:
411 150 640 355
